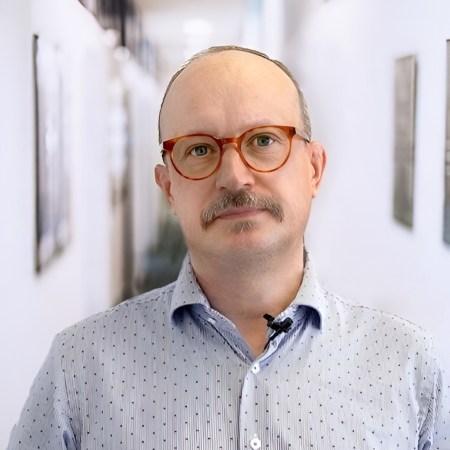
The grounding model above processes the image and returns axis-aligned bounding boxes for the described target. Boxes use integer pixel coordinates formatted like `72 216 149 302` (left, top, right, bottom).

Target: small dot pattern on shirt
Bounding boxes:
7 253 450 449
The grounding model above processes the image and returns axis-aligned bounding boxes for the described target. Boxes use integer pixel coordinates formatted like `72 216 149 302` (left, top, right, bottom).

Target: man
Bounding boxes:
8 46 449 449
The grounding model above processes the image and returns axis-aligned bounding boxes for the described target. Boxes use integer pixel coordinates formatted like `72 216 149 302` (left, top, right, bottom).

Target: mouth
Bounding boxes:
216 207 265 220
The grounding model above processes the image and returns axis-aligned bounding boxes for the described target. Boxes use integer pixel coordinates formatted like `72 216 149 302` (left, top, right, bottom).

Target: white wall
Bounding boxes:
0 0 159 447
285 0 450 372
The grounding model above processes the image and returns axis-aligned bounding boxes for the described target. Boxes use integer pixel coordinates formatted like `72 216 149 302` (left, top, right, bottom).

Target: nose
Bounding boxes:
215 144 255 191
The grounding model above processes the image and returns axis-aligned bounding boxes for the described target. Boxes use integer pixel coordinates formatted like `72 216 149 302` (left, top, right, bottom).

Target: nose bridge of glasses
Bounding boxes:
219 135 240 149
218 135 248 165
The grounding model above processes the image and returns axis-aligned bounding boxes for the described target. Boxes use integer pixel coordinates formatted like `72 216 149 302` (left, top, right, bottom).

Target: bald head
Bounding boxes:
158 46 311 143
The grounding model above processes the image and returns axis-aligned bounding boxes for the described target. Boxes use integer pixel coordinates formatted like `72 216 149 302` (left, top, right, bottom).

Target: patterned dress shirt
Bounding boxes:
8 253 450 449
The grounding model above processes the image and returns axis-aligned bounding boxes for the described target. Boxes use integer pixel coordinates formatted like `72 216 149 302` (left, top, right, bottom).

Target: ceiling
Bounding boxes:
134 0 248 84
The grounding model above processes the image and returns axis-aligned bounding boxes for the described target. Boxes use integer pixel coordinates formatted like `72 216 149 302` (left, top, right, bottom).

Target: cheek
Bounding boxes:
170 181 207 225
280 176 314 219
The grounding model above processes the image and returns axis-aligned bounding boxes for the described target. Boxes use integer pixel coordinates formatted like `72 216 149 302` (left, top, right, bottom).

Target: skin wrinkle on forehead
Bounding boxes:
159 50 305 142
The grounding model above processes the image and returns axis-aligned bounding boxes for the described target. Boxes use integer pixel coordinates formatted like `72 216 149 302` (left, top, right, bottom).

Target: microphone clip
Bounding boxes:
263 314 293 349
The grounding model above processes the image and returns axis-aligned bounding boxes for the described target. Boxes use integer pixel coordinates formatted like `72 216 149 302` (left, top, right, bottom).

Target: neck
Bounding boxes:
190 245 305 357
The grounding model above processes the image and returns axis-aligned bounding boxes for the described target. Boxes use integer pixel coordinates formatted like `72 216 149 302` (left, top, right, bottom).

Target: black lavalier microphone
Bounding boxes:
263 314 293 349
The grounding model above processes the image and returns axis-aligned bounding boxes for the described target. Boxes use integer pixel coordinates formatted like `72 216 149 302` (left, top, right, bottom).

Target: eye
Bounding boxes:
189 145 209 157
253 135 274 147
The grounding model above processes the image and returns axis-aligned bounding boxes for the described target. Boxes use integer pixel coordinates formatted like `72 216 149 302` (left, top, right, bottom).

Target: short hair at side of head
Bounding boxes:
158 45 312 143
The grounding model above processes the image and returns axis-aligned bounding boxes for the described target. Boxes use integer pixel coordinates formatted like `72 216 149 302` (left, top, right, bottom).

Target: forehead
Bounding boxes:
160 51 301 139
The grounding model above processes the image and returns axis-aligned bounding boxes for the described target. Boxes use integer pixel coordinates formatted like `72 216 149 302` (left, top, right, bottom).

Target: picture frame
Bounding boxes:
444 41 450 244
393 55 417 228
33 35 70 272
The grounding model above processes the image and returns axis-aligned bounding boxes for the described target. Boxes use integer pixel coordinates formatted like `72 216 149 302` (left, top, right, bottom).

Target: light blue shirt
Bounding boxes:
8 253 450 449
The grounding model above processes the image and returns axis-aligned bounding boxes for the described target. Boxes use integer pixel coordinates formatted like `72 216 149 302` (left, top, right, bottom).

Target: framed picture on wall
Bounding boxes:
79 0 97 14
33 35 70 272
393 55 417 228
444 41 450 245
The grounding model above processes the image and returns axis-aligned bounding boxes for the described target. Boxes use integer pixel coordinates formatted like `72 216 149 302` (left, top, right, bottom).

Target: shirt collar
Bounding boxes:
170 251 325 329
290 250 324 329
170 255 211 317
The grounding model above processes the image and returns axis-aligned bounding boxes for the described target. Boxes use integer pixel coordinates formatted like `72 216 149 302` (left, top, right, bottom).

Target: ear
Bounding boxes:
155 164 176 211
307 141 327 197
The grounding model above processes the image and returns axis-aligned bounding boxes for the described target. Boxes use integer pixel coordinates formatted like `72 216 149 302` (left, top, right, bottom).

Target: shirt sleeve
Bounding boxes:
418 353 450 450
432 370 450 450
6 334 78 450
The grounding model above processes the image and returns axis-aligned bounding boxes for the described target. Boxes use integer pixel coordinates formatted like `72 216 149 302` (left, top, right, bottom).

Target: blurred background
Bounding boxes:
1 0 450 445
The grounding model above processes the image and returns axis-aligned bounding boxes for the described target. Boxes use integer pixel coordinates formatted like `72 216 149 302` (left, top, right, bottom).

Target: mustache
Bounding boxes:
201 190 284 230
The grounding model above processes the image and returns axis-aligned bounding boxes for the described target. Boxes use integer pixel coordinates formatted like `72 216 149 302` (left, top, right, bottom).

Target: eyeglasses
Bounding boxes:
160 125 309 181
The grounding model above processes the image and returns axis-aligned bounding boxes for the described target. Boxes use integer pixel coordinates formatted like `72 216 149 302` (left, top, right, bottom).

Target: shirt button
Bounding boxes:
250 435 261 449
251 363 260 374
